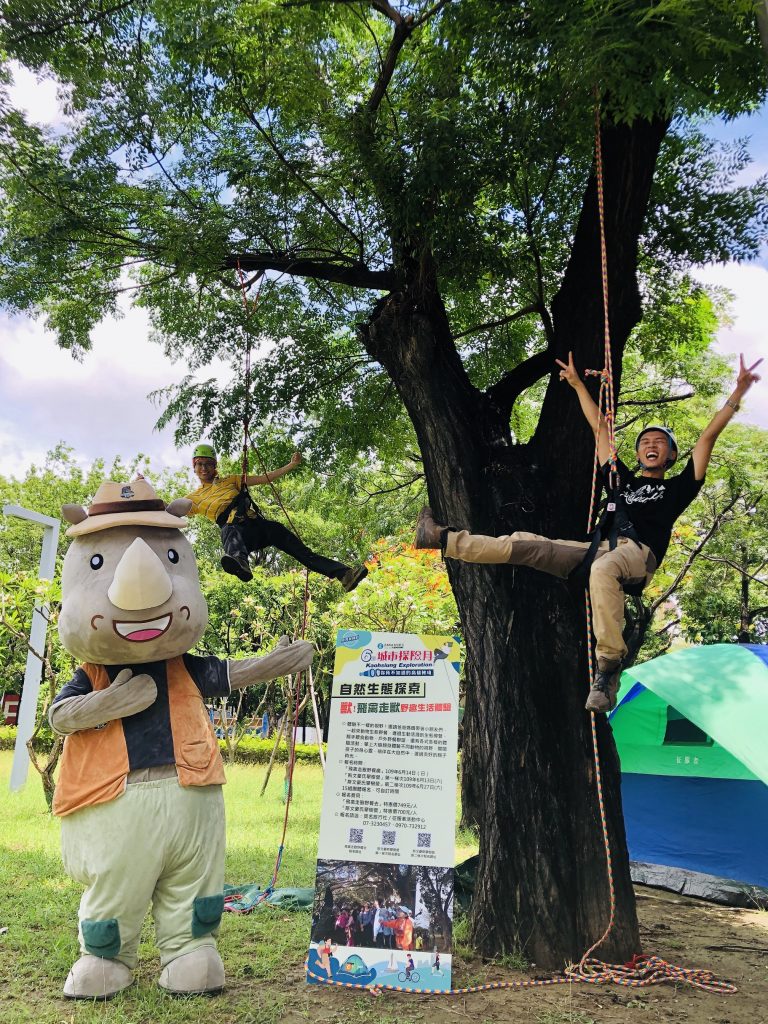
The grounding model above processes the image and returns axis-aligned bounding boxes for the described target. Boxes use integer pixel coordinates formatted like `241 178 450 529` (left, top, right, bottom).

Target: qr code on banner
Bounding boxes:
382 830 396 846
348 828 364 844
417 832 432 849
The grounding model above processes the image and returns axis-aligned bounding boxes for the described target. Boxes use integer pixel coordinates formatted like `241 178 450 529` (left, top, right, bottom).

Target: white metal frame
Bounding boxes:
2 504 60 791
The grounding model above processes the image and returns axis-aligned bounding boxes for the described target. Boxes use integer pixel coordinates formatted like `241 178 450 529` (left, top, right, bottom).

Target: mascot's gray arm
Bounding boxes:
228 636 314 691
48 669 158 736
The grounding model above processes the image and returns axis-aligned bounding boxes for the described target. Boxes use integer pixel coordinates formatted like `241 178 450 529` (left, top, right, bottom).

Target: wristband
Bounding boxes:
724 399 740 412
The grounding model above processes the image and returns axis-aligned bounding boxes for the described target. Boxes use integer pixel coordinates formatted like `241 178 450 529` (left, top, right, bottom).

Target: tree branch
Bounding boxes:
617 392 694 408
650 491 744 615
367 14 414 114
358 473 425 503
412 0 453 29
223 253 395 290
521 184 555 347
695 553 768 588
486 346 553 419
453 303 542 340
656 616 681 636
370 0 404 23
4 1 134 45
233 80 365 254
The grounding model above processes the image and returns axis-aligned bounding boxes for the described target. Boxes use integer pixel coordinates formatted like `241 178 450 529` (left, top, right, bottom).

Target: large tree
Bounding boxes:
1 0 766 967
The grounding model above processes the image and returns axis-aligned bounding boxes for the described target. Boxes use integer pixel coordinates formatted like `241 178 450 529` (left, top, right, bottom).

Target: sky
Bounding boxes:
1 64 766 483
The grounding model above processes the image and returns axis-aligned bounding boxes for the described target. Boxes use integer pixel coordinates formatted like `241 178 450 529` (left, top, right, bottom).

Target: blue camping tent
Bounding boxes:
610 644 768 897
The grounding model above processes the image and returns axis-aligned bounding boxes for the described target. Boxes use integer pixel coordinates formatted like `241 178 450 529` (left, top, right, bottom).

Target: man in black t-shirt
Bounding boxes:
415 353 762 713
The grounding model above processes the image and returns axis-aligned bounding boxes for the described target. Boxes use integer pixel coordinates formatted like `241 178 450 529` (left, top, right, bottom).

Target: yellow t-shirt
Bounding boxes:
185 475 257 524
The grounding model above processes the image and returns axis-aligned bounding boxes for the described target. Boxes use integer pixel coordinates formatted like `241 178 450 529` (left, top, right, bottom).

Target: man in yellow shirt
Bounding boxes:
185 444 368 591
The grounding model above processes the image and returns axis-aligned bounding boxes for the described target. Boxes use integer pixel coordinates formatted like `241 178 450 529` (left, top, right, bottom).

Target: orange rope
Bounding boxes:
574 103 621 975
279 112 736 1000
570 103 733 993
304 954 736 996
235 260 265 486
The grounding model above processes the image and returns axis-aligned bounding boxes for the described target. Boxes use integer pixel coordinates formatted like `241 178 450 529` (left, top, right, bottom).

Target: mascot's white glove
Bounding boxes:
48 669 158 736
228 635 314 691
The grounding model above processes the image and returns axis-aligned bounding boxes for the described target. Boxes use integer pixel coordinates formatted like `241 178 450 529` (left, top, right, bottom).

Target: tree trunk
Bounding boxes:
361 114 668 968
738 543 750 643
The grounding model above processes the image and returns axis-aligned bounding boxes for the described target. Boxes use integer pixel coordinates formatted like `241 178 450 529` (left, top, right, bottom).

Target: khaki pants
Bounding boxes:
445 531 656 668
61 777 226 969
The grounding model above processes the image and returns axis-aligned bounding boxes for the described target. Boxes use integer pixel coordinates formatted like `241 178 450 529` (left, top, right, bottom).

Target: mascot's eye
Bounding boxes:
90 554 104 570
167 549 179 564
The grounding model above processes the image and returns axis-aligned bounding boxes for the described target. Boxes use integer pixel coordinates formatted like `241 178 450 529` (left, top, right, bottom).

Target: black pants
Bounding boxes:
220 517 349 580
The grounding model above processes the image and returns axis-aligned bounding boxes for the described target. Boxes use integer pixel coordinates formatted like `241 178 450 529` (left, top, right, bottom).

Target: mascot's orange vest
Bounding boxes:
53 657 226 817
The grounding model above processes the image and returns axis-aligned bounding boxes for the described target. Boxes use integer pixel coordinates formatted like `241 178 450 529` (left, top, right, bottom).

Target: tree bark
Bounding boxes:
360 114 668 968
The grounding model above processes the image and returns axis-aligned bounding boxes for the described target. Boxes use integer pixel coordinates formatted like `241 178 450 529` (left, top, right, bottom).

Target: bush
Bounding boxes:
0 725 54 752
226 734 324 765
0 725 324 765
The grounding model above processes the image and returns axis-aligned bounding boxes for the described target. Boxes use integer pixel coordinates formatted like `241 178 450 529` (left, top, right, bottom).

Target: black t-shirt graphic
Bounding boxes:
602 457 704 566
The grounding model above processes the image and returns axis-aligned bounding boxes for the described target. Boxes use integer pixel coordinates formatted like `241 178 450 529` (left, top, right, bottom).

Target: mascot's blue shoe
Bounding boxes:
63 954 133 999
158 946 225 996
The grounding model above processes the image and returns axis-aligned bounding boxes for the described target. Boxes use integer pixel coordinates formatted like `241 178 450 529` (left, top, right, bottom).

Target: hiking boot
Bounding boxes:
341 565 368 592
221 554 253 583
585 664 621 713
415 507 446 549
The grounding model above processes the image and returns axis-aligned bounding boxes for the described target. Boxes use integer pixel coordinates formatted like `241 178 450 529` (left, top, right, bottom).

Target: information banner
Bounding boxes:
307 630 460 991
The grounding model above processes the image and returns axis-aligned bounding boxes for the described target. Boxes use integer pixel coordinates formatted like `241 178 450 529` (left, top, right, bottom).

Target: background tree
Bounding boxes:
1 0 766 965
0 446 454 791
672 425 768 646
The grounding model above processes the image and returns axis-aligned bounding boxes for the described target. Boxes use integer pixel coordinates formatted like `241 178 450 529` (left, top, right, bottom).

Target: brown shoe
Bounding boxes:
415 507 446 549
585 664 621 713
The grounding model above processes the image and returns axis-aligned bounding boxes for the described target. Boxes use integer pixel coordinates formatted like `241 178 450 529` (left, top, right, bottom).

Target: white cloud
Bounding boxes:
694 262 768 429
0 306 234 481
2 257 766 484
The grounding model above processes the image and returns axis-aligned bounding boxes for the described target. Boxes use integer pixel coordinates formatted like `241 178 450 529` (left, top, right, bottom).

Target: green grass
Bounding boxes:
0 752 479 1023
0 752 321 1023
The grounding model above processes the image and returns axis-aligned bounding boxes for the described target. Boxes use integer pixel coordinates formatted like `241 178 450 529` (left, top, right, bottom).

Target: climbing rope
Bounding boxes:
234 262 313 904
573 101 622 978
303 102 736 999
304 953 736 996
571 103 733 991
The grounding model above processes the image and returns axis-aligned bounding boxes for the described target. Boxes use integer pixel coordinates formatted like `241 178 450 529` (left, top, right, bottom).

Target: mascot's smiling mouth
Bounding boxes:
113 613 173 642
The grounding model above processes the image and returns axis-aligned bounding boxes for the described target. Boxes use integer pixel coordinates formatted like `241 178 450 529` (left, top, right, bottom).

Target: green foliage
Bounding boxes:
674 426 768 645
0 444 455 772
636 413 768 656
226 734 323 765
328 535 459 637
0 445 192 704
0 1 765 464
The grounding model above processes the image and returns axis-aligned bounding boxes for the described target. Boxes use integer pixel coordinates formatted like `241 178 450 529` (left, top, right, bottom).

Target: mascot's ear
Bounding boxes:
62 504 88 525
166 498 192 517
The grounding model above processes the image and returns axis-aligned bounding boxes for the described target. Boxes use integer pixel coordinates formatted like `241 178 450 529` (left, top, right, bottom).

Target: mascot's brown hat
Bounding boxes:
63 478 190 537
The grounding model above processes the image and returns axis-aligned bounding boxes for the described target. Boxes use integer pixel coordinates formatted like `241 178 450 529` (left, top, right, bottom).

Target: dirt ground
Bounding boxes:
280 887 768 1024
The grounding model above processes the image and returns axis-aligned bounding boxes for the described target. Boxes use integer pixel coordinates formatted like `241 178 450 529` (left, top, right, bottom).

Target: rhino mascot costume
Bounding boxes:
50 478 313 999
